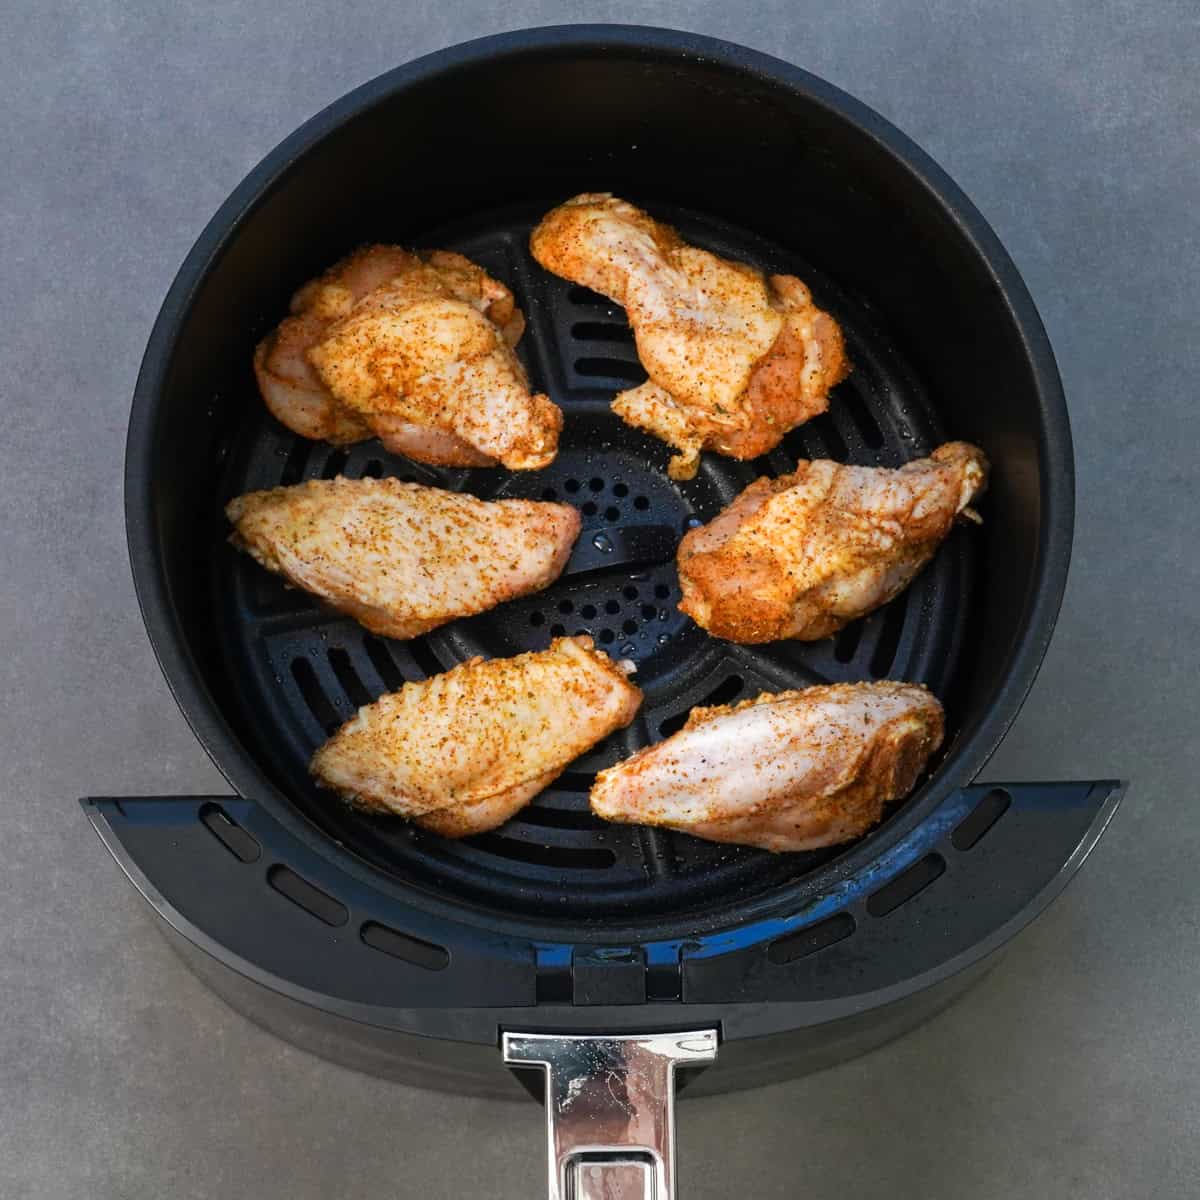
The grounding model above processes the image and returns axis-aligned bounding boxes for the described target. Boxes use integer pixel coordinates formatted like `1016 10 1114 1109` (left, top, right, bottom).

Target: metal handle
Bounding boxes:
504 1030 718 1200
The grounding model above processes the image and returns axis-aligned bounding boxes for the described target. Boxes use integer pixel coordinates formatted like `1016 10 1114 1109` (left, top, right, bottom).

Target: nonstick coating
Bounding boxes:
214 200 976 919
128 27 1073 943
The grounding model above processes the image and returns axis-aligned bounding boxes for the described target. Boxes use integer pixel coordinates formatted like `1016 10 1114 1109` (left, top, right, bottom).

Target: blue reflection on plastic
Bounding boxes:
667 787 978 961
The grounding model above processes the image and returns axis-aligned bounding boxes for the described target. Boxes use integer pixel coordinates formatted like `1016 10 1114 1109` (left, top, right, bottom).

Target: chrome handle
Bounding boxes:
503 1030 718 1200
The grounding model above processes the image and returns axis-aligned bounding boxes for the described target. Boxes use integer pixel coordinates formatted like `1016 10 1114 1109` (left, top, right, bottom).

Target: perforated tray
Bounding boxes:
213 202 976 921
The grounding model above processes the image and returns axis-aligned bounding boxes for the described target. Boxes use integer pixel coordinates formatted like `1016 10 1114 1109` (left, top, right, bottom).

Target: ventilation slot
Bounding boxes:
322 449 349 479
468 834 616 870
834 620 864 663
519 805 606 831
952 788 1011 851
768 912 855 964
556 772 596 792
199 802 261 863
408 637 444 680
839 385 885 449
659 675 744 738
568 285 615 309
572 321 635 344
866 853 945 917
290 658 340 734
363 635 404 691
870 592 909 677
808 413 848 462
361 921 449 970
328 647 371 709
267 864 349 926
361 459 384 478
279 440 310 486
575 358 648 384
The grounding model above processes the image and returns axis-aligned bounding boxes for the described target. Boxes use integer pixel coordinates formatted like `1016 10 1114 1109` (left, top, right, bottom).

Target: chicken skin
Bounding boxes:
312 637 643 836
226 476 580 639
591 682 943 852
530 194 848 479
677 442 988 643
254 245 561 469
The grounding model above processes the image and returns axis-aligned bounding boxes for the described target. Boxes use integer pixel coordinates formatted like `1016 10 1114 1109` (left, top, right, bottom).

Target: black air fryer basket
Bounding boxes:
88 26 1122 1199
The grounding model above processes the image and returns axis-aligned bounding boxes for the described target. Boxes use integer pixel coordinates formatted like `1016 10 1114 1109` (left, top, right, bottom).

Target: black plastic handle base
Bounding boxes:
84 795 537 1010
83 780 1122 1032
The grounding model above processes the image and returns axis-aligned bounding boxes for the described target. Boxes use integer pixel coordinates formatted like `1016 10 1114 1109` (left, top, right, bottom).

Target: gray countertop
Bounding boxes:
3 3 1197 1197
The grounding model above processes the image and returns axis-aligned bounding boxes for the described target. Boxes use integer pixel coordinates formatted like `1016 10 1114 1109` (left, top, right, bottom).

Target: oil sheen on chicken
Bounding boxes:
312 637 643 837
530 194 849 479
590 682 944 852
253 245 561 469
226 476 581 639
677 442 989 643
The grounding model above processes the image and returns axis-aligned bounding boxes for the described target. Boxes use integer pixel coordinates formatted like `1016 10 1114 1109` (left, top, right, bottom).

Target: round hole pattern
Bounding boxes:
475 445 704 672
512 558 689 663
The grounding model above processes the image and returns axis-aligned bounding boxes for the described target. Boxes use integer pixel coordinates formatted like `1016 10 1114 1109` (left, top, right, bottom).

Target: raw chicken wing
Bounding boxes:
531 194 848 479
678 442 988 643
591 682 943 851
254 245 560 468
312 637 643 836
226 476 580 639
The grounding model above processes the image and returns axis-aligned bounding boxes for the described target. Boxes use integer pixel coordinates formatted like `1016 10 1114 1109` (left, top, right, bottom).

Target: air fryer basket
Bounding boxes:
87 25 1121 1199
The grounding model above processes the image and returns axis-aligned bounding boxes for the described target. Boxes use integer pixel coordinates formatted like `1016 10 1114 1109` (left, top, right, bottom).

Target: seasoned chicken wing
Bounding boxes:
591 682 943 852
677 442 988 643
312 637 643 836
254 245 560 468
226 476 580 639
531 194 848 479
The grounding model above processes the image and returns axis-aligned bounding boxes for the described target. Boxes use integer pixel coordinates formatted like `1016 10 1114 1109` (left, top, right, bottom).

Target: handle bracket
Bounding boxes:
504 1030 718 1200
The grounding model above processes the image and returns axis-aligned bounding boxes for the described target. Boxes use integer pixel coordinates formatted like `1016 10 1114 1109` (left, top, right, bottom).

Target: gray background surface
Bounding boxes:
2 2 1197 1197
